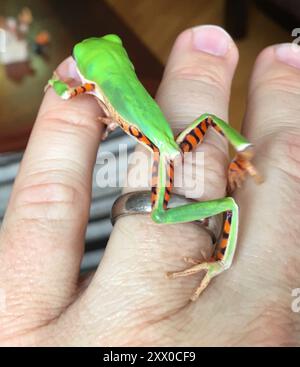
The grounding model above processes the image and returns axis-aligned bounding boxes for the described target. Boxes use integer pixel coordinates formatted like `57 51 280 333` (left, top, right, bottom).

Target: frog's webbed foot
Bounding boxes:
166 260 224 301
228 147 263 193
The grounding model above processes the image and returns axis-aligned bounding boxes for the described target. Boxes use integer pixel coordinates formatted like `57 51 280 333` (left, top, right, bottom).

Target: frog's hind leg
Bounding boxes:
151 155 174 210
165 205 238 301
150 151 239 300
148 114 254 300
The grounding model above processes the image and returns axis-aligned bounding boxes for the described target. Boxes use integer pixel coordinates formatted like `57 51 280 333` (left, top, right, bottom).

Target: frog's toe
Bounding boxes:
190 261 224 301
228 152 264 192
166 262 208 280
166 261 224 300
183 256 202 265
245 161 263 184
228 169 245 192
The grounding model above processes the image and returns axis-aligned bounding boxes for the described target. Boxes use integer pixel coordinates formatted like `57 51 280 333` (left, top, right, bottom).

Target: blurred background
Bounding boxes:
0 0 297 270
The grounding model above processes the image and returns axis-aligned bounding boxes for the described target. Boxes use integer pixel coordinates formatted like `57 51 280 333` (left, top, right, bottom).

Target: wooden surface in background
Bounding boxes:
107 0 290 130
0 0 163 153
0 0 292 153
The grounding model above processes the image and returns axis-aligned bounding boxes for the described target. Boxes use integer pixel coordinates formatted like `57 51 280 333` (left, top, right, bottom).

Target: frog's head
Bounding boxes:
72 34 134 73
100 34 123 45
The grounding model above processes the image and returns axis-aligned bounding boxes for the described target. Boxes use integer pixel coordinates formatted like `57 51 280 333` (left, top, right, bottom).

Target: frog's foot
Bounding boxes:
44 71 59 93
228 168 246 192
97 117 118 140
47 78 96 100
166 260 224 301
228 148 263 192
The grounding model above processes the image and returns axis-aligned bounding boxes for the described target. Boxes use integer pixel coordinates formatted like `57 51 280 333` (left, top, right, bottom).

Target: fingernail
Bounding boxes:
192 25 231 56
275 43 300 69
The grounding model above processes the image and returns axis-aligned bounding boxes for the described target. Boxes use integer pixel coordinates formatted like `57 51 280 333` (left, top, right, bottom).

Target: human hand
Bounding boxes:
0 25 299 346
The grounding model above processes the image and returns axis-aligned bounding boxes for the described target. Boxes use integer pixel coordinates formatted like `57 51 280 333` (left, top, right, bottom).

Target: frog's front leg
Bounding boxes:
47 75 117 140
48 74 95 99
175 113 261 192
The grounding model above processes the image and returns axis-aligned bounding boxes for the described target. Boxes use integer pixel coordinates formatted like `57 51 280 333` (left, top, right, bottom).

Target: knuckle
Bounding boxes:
13 181 85 221
174 145 227 199
202 154 227 197
39 106 100 137
166 63 228 95
251 73 300 100
261 131 300 183
251 45 300 100
20 181 77 202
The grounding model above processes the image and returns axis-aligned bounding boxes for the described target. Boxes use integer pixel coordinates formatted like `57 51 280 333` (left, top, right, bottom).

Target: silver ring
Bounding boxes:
111 191 223 244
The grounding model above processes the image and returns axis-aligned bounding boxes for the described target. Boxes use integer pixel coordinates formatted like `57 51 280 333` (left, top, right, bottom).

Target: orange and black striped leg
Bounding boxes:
179 211 231 265
176 118 209 152
211 210 232 262
176 115 261 192
116 123 174 210
176 116 229 153
47 74 95 98
164 160 174 209
151 152 174 210
67 83 95 99
166 208 235 300
151 150 160 208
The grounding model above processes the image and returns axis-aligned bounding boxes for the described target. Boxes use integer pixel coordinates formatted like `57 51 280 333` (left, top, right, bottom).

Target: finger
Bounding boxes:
0 57 104 326
224 43 300 344
127 25 239 200
156 24 239 199
243 43 300 139
115 25 238 265
106 24 238 268
71 26 239 336
238 44 300 276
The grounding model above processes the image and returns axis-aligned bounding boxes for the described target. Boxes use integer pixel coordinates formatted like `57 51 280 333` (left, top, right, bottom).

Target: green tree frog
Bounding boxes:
48 34 261 301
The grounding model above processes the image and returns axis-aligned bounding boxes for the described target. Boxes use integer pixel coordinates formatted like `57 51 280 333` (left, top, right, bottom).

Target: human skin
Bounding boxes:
0 25 300 346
